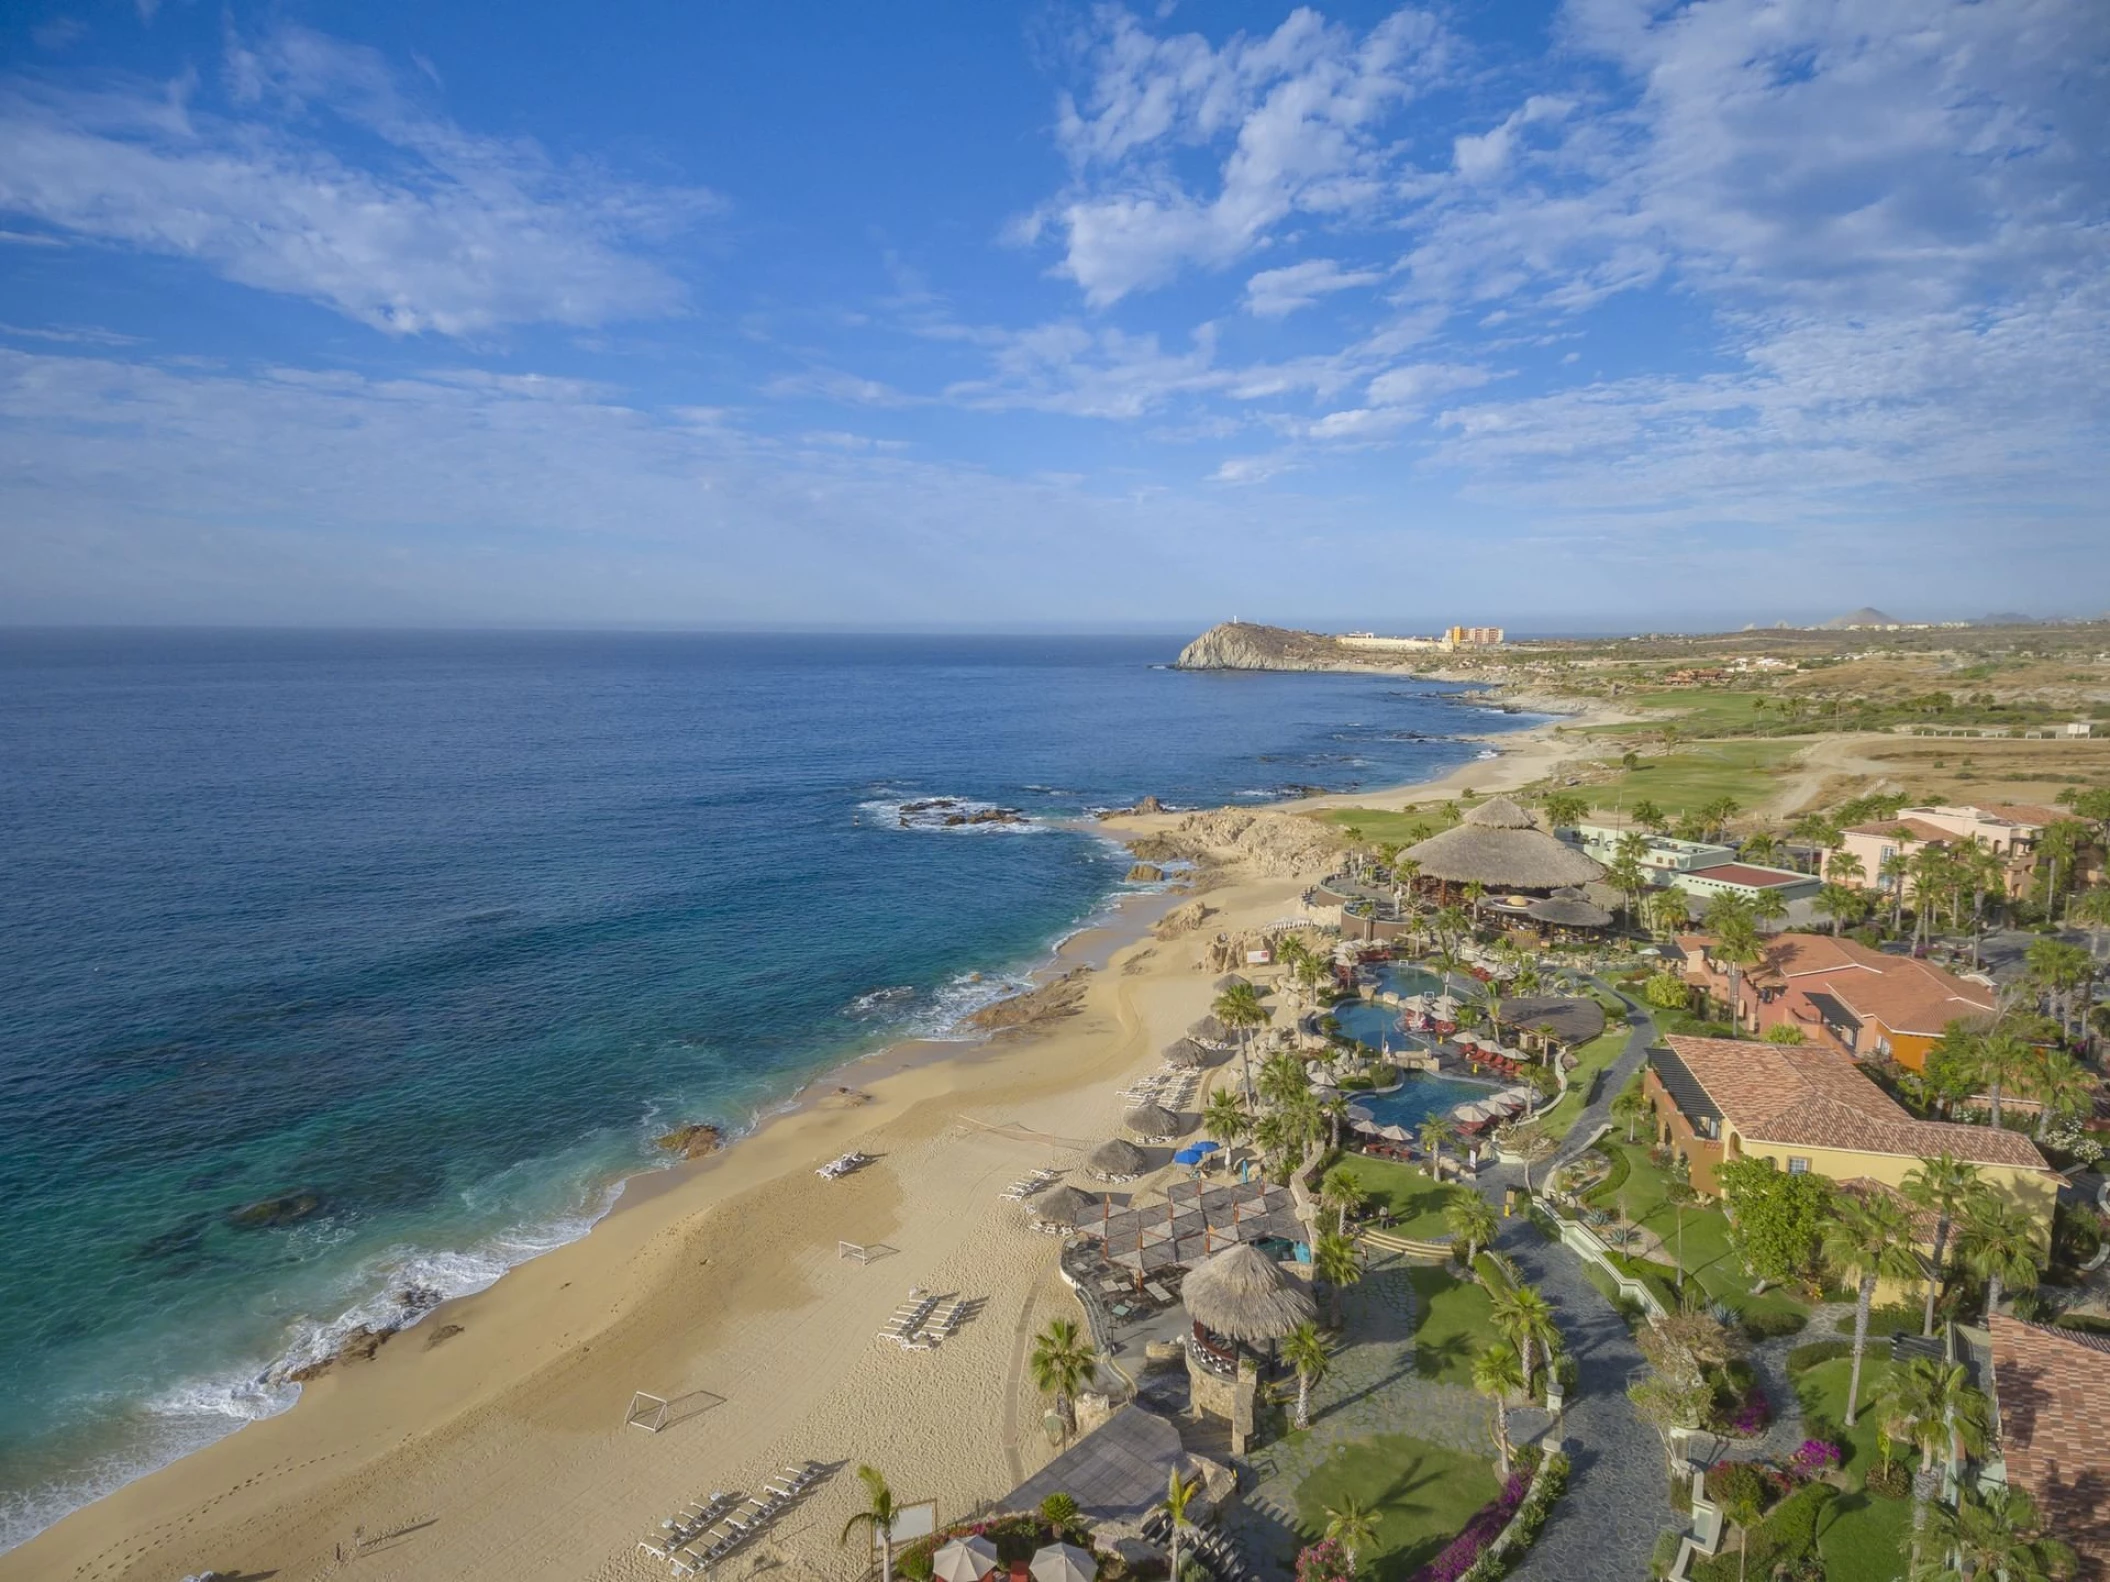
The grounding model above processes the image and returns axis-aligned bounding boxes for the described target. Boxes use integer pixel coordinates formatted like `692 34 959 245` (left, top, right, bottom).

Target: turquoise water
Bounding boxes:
1330 964 1447 1052
0 630 1536 1548
1358 1074 1497 1134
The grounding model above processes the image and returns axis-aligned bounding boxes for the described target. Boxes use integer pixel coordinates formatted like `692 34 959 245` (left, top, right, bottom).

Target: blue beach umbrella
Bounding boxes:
1173 1141 1221 1166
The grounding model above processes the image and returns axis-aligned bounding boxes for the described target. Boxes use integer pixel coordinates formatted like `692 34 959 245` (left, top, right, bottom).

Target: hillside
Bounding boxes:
1174 622 1414 672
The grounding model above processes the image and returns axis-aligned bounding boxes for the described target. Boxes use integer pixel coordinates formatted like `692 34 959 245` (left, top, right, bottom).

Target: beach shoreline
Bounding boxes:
0 702 1606 1582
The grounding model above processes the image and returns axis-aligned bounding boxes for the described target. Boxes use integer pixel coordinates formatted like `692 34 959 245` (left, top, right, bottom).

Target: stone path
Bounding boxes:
1547 978 1658 1175
1223 1252 1513 1578
1692 1301 1856 1466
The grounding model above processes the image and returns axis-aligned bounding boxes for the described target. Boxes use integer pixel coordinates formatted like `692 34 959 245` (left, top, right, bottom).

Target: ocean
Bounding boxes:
0 629 1530 1549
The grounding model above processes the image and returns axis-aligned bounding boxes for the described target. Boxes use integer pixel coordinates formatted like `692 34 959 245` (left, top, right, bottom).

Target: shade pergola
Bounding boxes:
1400 796 1603 890
1125 1103 1192 1139
1181 1242 1315 1343
1027 1184 1100 1227
1084 1178 1304 1271
1087 1139 1151 1179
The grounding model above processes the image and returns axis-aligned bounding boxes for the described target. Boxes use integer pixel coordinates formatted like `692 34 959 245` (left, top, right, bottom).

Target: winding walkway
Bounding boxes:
1476 983 1679 1582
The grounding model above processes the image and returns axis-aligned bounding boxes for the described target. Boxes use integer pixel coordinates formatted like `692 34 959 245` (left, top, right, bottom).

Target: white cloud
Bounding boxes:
0 26 715 336
1027 5 1450 303
1242 257 1382 316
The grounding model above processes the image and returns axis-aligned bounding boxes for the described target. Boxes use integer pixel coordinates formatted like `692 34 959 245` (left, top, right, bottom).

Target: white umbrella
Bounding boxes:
1377 1123 1413 1143
1453 1102 1492 1122
1030 1542 1097 1582
933 1535 1001 1582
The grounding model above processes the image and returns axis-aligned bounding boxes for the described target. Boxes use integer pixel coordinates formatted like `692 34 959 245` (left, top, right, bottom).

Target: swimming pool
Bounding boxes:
1355 1073 1497 1133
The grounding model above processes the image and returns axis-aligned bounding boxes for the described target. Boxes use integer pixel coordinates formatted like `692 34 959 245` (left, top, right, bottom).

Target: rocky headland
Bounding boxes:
1173 622 1410 673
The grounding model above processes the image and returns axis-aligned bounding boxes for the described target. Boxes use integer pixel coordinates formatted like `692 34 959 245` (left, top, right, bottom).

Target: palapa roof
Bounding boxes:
1088 1138 1151 1177
1401 796 1603 889
1181 1242 1314 1342
1214 973 1251 992
1189 1014 1231 1044
1163 1037 1216 1069
1525 892 1613 928
1027 1183 1100 1226
1125 1103 1192 1137
1496 995 1609 1046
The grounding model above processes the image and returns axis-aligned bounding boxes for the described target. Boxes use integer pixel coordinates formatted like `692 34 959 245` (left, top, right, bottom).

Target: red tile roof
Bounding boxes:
1843 817 1959 844
1663 1035 2049 1169
1742 934 1996 1037
1989 1314 2110 1577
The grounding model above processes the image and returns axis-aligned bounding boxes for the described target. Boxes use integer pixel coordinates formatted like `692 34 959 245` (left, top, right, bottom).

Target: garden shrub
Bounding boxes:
1786 1340 1853 1373
1832 1303 1918 1338
1863 1459 1911 1498
1704 1461 1770 1526
1739 1307 1808 1341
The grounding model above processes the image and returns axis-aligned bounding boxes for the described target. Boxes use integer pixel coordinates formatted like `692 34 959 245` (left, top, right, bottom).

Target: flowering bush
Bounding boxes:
1787 1439 1843 1478
1296 1538 1355 1582
1729 1393 1774 1436
1413 1470 1532 1581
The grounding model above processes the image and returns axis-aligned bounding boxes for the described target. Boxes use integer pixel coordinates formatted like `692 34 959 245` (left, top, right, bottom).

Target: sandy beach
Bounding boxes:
1 706 1598 1582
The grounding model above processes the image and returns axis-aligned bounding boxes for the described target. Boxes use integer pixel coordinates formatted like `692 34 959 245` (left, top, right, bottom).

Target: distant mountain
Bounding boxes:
1821 607 1901 629
1973 612 2040 626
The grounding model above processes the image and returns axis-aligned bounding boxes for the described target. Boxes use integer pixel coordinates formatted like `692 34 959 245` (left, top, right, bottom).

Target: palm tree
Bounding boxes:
1816 881 1866 938
1826 849 1866 887
1320 1165 1363 1234
1472 1342 1526 1477
1918 1484 2074 1582
1902 1154 1983 1337
1419 1116 1458 1179
1975 1026 2040 1129
2025 1049 2095 1140
1028 1317 1098 1448
1954 1195 2043 1318
1214 981 1270 1107
1203 1089 1249 1156
1489 1283 1560 1401
1282 1320 1331 1431
1323 1495 1380 1577
839 1464 903 1582
1749 886 1790 934
1704 895 1763 1035
1632 798 1668 835
1446 1193 1499 1265
1314 1231 1363 1327
1164 1467 1200 1582
1612 1085 1653 1144
1647 887 1690 939
1820 1192 1924 1426
1878 1356 1992 1560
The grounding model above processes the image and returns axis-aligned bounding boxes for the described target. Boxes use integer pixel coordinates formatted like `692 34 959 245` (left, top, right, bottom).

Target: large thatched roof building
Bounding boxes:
1401 796 1603 891
1181 1243 1314 1342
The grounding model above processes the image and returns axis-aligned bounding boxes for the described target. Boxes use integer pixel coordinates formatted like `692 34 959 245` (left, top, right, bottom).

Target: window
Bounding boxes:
1787 1157 1810 1175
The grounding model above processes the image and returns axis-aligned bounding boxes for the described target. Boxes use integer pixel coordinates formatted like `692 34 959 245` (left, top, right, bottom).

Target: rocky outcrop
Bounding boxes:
654 1123 724 1160
962 967 1093 1037
1154 901 1213 939
1172 810 1342 877
1175 622 1416 673
1125 862 1166 882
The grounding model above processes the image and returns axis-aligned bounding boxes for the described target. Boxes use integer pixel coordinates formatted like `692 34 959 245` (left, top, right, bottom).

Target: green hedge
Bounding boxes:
1832 1304 1920 1338
1787 1340 1855 1373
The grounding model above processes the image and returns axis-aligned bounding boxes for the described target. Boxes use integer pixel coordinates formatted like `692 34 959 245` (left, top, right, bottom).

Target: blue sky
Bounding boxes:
1 0 2104 630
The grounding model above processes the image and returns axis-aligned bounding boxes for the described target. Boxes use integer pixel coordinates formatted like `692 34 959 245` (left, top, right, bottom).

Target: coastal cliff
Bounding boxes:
1174 621 1412 672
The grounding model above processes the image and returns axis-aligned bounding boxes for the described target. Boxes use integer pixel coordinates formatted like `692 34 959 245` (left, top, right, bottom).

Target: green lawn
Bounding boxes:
1568 738 1807 818
1306 802 1464 849
1792 1354 1914 1581
1584 690 1779 736
1582 1140 1809 1326
1335 1155 1465 1240
1293 1434 1501 1582
1536 1026 1633 1139
1406 1266 1494 1386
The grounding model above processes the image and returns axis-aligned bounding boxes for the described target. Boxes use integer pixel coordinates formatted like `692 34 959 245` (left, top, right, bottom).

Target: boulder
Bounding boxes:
1133 795 1167 814
1154 901 1212 940
655 1123 724 1160
1125 862 1166 882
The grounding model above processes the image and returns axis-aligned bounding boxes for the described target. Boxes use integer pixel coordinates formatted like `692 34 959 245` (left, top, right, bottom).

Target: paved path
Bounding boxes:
1690 1300 1855 1466
1480 983 1678 1582
1224 1252 1522 1578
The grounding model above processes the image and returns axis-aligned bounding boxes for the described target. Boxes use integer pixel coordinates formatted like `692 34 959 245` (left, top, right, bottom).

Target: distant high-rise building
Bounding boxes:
1444 625 1504 649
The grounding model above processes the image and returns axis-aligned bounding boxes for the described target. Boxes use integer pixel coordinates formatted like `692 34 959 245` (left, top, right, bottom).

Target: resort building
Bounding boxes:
1981 1315 2110 1579
1674 931 1995 1071
1836 802 2072 900
1566 824 1735 878
1444 625 1504 648
1642 1034 2054 1228
1666 862 1822 906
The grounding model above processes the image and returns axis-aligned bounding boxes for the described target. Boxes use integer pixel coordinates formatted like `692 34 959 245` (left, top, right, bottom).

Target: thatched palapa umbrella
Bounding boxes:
1214 973 1251 992
1526 887 1614 928
1400 796 1603 891
1027 1183 1100 1227
1125 1103 1191 1139
1181 1242 1314 1343
1163 1037 1213 1069
1189 1014 1232 1045
1088 1138 1150 1179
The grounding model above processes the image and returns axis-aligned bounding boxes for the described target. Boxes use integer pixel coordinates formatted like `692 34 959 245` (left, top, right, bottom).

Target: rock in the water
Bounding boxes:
282 1322 393 1382
226 1192 324 1229
1132 794 1167 814
424 1322 465 1350
655 1123 724 1160
1125 862 1165 882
